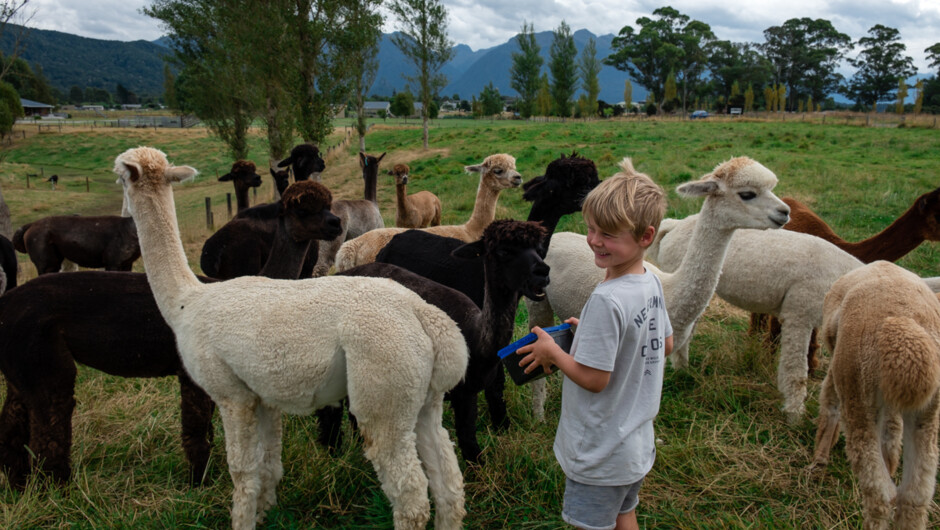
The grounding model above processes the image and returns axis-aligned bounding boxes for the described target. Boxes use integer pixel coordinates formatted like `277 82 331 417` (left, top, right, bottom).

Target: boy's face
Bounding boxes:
585 218 655 278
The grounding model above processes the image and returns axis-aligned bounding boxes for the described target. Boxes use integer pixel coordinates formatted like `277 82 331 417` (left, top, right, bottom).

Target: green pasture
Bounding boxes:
0 117 937 528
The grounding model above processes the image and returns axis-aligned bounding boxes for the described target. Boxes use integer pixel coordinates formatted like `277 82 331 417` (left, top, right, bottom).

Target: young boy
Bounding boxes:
517 170 673 530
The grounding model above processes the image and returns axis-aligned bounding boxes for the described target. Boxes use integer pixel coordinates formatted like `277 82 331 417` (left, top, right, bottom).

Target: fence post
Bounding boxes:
205 197 213 230
86 176 89 192
227 193 233 218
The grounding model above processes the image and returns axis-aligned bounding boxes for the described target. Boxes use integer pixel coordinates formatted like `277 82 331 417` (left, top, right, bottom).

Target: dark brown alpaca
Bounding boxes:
0 181 341 490
311 151 386 276
277 143 326 182
219 160 262 212
13 215 140 274
752 187 940 372
0 235 16 294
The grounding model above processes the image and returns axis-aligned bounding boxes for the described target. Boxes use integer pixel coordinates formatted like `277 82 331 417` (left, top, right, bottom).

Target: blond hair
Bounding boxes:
582 164 666 239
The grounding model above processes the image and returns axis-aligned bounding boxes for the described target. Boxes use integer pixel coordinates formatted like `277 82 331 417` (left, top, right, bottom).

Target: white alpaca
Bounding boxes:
527 157 790 419
113 146 468 530
809 261 940 530
334 153 522 271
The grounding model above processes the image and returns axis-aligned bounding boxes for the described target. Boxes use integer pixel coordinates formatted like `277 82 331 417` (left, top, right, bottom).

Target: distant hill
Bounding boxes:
0 24 170 98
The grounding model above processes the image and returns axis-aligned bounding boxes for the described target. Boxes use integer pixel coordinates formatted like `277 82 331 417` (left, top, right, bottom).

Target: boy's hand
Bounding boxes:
515 326 561 374
564 317 579 327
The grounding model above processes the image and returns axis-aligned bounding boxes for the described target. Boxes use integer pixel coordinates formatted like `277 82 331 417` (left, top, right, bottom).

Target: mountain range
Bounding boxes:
1 24 646 104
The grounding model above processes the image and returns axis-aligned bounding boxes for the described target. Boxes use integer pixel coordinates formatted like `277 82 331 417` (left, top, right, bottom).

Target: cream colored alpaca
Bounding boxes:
389 163 442 228
809 261 940 530
527 157 790 419
113 147 468 530
334 153 521 271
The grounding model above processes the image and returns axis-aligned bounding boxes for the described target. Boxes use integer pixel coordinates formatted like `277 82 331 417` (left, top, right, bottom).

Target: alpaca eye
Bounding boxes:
494 169 503 175
738 191 757 201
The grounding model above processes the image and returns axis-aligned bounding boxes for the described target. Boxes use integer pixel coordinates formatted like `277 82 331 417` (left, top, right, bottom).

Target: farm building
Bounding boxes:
20 98 54 116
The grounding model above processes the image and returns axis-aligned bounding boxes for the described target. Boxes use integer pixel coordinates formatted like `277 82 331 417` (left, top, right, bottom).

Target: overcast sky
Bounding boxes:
21 0 940 71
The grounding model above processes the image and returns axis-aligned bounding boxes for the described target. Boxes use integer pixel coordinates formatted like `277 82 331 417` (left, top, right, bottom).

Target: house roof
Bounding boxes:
20 98 53 108
363 101 390 110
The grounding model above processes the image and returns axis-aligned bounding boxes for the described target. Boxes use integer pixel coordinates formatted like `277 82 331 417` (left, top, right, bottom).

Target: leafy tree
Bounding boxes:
510 21 542 119
0 81 21 137
744 83 754 112
427 99 438 119
806 95 813 112
84 86 111 105
623 80 632 107
605 6 712 113
895 78 908 114
776 84 786 112
343 0 383 151
662 71 677 111
927 43 940 74
913 79 924 114
69 85 83 104
1 55 53 103
390 0 454 148
706 40 771 105
146 0 261 160
115 83 138 105
479 82 502 116
459 99 470 112
535 73 552 116
0 1 34 83
390 91 414 117
549 20 577 117
761 17 852 110
763 85 775 111
843 25 915 107
162 64 177 111
578 37 601 117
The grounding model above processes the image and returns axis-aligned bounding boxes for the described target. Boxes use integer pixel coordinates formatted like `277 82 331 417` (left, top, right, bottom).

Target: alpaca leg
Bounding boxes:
748 312 767 336
483 364 508 432
217 401 264 530
807 328 821 375
255 404 283 520
669 340 690 370
526 298 556 420
530 379 548 422
894 403 940 530
777 317 814 423
0 388 31 489
313 237 342 277
808 372 841 471
879 409 902 477
415 391 465 530
315 404 345 451
352 384 431 530
842 405 895 530
448 388 483 464
179 373 215 485
27 390 75 485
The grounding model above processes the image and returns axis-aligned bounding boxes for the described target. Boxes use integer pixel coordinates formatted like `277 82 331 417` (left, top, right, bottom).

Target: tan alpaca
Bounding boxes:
809 261 940 530
334 153 521 271
388 163 442 228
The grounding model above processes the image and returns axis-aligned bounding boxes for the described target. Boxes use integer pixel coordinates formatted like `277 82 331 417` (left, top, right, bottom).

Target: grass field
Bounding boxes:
0 116 938 528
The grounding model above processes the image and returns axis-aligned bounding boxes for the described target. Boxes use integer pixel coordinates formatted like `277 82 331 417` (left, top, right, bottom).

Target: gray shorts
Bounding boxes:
562 477 644 530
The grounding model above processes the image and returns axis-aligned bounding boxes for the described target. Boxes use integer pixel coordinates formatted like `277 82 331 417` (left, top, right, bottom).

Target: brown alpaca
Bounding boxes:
13 215 140 274
753 188 940 373
388 163 442 228
218 160 262 212
809 261 940 530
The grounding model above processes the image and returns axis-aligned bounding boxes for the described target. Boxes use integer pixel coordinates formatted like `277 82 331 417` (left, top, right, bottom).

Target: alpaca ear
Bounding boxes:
465 163 484 174
165 165 198 183
451 240 485 260
269 168 277 177
277 156 292 168
377 152 387 162
115 161 141 183
676 179 719 198
218 172 233 182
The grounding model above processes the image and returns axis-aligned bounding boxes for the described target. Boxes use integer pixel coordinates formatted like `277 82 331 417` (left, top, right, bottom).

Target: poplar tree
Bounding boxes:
510 22 542 119
744 83 754 113
390 0 455 148
549 20 578 117
913 79 924 114
623 80 633 108
535 74 552 116
896 78 908 114
578 37 601 117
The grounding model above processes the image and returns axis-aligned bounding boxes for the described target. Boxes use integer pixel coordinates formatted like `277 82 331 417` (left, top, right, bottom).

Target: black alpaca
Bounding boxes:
335 220 550 463
218 160 262 212
0 181 341 489
13 215 140 274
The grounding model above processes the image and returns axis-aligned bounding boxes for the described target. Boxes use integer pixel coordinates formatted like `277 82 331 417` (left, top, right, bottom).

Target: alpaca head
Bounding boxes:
113 147 198 216
280 180 343 243
676 156 790 230
270 167 291 196
523 151 601 219
388 163 411 186
278 144 326 181
359 151 386 178
916 186 940 242
452 219 550 301
219 160 262 191
465 153 523 191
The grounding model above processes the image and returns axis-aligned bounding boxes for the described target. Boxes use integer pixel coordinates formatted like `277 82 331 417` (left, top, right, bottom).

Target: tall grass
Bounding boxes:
0 118 937 528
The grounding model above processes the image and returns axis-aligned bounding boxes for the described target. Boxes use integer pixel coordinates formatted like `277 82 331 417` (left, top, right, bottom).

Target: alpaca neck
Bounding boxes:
132 185 203 316
464 180 501 236
662 204 735 331
526 206 564 251
840 202 927 263
395 183 409 215
259 217 311 280
363 168 378 203
235 189 250 211
479 265 522 353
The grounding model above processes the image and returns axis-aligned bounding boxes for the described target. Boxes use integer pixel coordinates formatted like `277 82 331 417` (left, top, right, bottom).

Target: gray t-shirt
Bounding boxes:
554 269 672 486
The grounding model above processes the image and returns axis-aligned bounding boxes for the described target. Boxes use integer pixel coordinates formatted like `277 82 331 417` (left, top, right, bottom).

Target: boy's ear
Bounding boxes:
638 225 656 247
451 240 485 260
